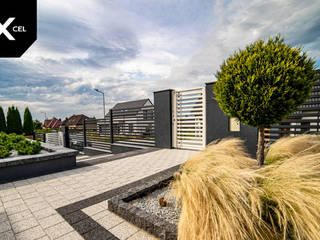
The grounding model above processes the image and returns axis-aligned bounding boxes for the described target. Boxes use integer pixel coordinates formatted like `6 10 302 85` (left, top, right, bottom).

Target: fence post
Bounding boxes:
110 109 114 144
83 119 87 147
62 126 70 148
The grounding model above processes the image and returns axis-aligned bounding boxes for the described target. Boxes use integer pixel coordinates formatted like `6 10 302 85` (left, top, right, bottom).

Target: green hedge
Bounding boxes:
0 132 42 159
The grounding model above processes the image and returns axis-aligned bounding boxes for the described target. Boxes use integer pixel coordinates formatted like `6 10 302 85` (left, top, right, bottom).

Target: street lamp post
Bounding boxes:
41 111 47 121
94 88 106 118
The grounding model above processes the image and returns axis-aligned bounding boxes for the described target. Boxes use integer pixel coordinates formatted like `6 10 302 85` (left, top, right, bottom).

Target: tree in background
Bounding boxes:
0 107 6 133
7 106 23 134
6 106 14 133
214 35 316 166
23 107 34 135
33 120 42 130
14 107 23 135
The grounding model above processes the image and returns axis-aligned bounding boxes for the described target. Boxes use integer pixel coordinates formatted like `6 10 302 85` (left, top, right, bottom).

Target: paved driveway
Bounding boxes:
0 149 195 240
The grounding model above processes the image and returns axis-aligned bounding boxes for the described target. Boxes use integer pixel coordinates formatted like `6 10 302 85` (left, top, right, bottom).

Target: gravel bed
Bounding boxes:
131 187 180 224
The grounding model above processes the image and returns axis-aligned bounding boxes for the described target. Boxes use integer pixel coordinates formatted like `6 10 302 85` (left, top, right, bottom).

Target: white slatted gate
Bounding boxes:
172 87 206 150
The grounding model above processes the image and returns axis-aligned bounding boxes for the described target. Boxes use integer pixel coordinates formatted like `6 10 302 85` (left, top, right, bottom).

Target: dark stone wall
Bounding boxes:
0 155 76 183
206 82 258 157
154 89 173 148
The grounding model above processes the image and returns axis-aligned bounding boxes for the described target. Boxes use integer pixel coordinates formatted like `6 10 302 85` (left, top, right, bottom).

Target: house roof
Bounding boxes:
112 99 152 110
43 117 62 129
62 114 89 126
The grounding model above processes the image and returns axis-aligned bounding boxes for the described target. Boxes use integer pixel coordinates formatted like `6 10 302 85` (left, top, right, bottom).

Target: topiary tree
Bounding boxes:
23 107 34 135
6 106 14 134
14 107 23 135
0 107 6 133
214 35 317 166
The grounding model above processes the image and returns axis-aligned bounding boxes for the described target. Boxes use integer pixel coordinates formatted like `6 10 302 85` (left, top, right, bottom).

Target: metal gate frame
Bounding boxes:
172 87 206 150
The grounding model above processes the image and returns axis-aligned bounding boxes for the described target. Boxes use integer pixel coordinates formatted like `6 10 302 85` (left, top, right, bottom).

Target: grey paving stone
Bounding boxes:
28 201 51 213
0 230 15 240
82 204 105 217
127 230 159 240
0 212 8 223
15 225 46 240
97 212 124 230
39 214 64 229
11 217 38 234
5 204 28 216
72 218 100 235
33 207 56 220
56 231 83 240
0 221 11 234
3 199 24 208
1 193 21 203
91 210 109 221
109 221 139 240
45 222 73 239
8 209 32 223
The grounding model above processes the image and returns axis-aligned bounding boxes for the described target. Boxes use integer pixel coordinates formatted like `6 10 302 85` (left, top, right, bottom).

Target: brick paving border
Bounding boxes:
56 165 180 240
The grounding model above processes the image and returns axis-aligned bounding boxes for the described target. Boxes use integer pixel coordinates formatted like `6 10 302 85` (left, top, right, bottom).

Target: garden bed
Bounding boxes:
108 173 178 240
0 142 77 183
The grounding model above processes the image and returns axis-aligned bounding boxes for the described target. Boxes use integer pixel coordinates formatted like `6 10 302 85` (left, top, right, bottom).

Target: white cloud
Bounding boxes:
1 0 319 122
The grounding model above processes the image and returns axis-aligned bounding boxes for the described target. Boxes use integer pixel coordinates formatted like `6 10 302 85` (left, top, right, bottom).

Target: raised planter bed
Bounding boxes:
108 171 178 240
0 142 77 183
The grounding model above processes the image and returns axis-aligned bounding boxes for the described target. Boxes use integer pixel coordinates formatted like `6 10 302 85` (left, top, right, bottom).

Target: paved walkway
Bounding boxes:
0 149 195 240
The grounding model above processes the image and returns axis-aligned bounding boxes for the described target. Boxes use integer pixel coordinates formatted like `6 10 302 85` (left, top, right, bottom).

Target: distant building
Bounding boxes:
62 114 89 129
102 99 154 135
43 117 62 129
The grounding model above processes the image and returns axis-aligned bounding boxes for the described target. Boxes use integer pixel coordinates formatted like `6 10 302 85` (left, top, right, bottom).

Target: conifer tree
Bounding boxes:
23 107 34 135
0 106 6 133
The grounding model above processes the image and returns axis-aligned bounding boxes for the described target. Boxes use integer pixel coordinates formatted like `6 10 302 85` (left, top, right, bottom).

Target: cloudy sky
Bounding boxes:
0 0 319 121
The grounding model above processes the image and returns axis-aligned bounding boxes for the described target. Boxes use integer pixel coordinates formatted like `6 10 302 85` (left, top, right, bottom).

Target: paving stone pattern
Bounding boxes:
0 149 195 240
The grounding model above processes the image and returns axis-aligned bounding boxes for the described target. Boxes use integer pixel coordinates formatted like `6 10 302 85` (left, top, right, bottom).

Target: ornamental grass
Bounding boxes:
172 136 320 240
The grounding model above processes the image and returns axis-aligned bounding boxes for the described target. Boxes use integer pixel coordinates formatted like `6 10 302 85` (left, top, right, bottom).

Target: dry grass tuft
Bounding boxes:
172 137 320 240
265 135 320 164
257 152 320 240
171 138 272 240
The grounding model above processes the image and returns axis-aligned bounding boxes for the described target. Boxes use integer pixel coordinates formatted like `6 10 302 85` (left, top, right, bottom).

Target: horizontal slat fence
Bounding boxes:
265 79 320 143
111 106 155 148
84 118 111 152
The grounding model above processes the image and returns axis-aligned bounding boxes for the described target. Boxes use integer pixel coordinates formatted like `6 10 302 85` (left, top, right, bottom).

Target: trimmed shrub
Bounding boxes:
23 107 34 135
214 35 317 166
0 132 42 158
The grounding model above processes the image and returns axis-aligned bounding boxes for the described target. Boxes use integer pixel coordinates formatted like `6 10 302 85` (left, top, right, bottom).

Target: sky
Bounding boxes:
0 0 319 121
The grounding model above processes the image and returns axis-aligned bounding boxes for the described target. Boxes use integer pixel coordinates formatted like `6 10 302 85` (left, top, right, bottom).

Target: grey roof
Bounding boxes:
112 99 152 110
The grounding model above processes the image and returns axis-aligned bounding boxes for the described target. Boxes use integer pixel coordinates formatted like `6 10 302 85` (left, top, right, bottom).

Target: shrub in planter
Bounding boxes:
172 137 320 240
0 145 11 159
0 132 42 158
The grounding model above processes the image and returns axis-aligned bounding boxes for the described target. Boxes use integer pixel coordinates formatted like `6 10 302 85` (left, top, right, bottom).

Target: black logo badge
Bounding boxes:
0 1 37 58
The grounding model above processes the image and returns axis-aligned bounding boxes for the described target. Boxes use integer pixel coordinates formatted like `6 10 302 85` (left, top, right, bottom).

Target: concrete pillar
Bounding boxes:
154 89 173 148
